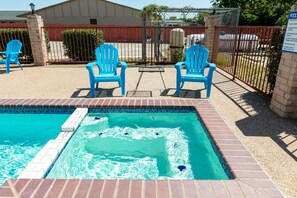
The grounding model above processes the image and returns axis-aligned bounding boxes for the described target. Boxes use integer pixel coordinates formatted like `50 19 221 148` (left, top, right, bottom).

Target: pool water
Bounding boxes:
0 113 70 185
47 110 231 180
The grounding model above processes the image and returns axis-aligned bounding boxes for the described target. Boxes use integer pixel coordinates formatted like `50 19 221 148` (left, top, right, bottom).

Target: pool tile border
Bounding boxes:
0 98 285 197
19 108 88 179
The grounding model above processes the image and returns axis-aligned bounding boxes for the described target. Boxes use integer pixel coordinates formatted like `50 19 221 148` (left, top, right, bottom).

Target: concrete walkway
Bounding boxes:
1 64 296 197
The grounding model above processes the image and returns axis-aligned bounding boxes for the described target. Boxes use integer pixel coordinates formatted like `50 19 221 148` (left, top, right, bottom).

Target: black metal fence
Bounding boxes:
0 23 284 96
0 23 33 63
43 25 207 64
215 26 283 95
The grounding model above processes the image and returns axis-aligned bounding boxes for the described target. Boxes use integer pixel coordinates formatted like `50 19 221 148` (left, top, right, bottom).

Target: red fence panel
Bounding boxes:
44 25 207 64
215 26 283 95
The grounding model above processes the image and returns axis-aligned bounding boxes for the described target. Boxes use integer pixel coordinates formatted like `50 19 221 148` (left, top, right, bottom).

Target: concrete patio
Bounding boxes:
0 64 296 197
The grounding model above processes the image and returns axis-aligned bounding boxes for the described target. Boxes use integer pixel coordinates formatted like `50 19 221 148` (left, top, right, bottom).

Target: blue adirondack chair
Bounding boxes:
175 45 216 98
86 44 128 97
0 40 23 74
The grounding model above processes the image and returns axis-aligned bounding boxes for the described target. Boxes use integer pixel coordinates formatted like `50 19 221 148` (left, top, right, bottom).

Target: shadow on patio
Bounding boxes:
212 70 297 161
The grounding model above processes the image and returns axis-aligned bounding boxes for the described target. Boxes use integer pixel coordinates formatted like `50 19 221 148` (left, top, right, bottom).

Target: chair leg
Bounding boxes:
120 80 125 96
206 82 212 98
90 83 95 98
176 79 181 96
204 81 207 90
181 82 185 88
5 61 10 74
96 82 99 89
17 61 23 70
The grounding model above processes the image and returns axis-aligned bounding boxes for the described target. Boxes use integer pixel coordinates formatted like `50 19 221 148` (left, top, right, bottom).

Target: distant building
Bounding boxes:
0 11 27 23
19 0 142 26
162 20 185 26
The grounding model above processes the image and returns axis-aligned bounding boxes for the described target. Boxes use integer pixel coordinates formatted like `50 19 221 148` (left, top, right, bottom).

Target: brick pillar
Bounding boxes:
270 53 297 118
270 4 297 118
27 15 47 66
204 15 222 62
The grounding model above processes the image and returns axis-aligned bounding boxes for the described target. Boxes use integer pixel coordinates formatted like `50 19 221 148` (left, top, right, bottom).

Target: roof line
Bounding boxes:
18 0 141 17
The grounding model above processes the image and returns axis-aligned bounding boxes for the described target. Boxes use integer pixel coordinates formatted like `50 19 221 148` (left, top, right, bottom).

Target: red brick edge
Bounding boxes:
0 98 284 197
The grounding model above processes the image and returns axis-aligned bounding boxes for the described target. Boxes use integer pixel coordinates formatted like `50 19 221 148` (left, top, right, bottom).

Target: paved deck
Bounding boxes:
0 65 296 197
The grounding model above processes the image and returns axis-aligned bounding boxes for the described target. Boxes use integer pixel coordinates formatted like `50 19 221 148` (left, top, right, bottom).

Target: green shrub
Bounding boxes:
171 48 185 62
0 29 33 62
0 29 50 63
266 28 285 93
62 29 104 61
44 31 51 54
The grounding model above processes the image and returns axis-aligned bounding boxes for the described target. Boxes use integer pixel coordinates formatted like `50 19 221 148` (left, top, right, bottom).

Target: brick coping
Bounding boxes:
0 98 284 197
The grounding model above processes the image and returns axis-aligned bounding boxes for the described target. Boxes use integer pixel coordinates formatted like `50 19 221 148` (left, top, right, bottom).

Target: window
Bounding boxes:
90 19 97 25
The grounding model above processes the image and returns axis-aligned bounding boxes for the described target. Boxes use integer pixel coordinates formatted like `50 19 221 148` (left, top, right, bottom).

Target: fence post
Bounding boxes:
232 28 242 80
27 15 48 66
142 14 147 64
270 4 297 118
204 15 222 63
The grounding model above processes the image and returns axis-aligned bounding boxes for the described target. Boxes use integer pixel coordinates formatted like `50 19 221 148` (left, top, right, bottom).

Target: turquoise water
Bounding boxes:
47 111 230 180
0 113 70 185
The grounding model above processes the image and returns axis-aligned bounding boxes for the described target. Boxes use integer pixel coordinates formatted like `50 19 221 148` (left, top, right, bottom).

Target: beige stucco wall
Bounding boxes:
35 0 142 26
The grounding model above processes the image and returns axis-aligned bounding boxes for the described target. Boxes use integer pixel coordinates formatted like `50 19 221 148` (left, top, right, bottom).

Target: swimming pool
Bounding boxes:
0 99 283 197
0 107 71 185
47 108 232 180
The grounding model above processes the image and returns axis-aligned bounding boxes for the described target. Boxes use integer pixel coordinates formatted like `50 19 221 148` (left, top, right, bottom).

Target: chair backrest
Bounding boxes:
185 45 209 75
6 40 22 61
95 44 119 75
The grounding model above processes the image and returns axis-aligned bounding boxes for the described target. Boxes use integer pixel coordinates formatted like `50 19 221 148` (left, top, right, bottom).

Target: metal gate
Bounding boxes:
215 26 283 95
43 25 206 64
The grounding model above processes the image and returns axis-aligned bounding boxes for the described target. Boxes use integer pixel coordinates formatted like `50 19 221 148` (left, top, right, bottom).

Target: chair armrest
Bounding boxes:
9 51 22 55
206 62 216 79
86 62 97 79
0 52 22 56
118 61 128 70
175 62 185 77
119 61 128 79
207 62 216 71
86 62 97 69
174 62 185 69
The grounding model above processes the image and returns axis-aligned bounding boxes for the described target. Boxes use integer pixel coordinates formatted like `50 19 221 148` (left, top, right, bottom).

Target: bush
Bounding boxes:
44 31 51 54
171 48 185 62
0 29 33 62
266 28 285 93
0 29 50 63
62 29 104 61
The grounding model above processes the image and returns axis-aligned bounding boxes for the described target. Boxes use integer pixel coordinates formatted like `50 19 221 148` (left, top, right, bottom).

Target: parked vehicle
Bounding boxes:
186 33 259 52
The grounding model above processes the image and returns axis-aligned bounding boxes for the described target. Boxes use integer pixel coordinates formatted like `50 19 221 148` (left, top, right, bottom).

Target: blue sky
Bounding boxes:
0 0 213 11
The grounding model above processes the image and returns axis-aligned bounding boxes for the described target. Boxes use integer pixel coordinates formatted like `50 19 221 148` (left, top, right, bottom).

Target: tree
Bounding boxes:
142 4 168 26
212 0 295 26
181 6 193 23
196 12 210 26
